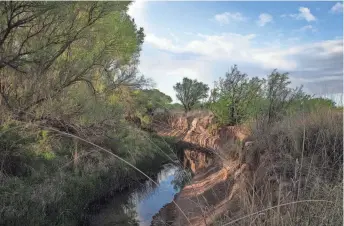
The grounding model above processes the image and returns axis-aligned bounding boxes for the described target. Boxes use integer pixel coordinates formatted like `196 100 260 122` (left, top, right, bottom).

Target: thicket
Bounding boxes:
0 2 176 225
215 108 343 226
207 65 337 126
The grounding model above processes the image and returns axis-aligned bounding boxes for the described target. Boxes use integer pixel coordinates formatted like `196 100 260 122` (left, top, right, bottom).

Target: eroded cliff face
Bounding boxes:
151 114 258 226
156 114 249 150
154 114 249 175
152 111 343 226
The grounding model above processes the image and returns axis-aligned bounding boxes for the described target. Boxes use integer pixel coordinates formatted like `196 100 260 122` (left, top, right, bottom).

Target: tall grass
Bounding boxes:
0 119 176 226
215 108 343 225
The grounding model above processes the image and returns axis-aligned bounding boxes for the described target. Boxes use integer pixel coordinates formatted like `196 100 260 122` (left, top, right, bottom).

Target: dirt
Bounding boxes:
151 114 255 226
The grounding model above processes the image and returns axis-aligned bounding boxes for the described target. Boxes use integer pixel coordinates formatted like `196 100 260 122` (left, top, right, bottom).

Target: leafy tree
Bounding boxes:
209 65 265 125
287 97 336 114
0 2 146 120
265 69 306 123
140 89 172 114
173 77 209 112
166 103 184 111
108 87 172 128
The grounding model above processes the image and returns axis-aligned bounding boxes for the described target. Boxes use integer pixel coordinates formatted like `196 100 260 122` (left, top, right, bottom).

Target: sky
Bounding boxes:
128 1 343 104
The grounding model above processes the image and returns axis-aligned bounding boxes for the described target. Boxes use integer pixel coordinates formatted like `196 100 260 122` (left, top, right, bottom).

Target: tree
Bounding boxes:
141 89 172 114
209 65 265 125
0 2 146 121
173 77 209 112
266 69 306 123
287 97 336 114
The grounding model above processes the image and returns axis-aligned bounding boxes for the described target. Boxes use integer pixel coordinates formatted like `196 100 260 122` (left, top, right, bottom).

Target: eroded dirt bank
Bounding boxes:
151 114 256 226
151 110 343 226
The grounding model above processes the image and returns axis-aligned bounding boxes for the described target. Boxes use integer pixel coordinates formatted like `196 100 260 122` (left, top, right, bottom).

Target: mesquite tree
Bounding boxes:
0 2 146 120
173 77 209 112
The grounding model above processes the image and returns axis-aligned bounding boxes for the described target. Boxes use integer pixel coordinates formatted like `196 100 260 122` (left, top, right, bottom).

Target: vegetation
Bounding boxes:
0 1 342 226
208 65 265 125
173 77 209 112
171 66 342 226
0 2 176 225
207 65 336 126
215 109 343 226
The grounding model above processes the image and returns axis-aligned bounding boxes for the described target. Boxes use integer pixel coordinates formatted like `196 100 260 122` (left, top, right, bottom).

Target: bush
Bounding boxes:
0 118 175 226
228 108 343 226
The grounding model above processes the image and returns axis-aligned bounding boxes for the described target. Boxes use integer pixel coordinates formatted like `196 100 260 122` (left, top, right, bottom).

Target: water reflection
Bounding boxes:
172 167 192 191
89 163 191 226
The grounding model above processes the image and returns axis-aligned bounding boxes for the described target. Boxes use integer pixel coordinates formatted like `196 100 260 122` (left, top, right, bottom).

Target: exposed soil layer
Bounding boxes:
151 114 255 226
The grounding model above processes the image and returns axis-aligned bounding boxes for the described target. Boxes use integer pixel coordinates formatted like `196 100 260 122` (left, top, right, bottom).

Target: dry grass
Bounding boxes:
214 108 343 226
0 118 179 226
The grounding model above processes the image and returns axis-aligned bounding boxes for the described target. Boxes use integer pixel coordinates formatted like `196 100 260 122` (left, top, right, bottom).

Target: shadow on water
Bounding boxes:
87 163 192 226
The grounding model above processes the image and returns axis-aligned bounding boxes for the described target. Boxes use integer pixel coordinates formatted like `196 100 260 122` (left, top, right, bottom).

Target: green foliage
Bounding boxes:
209 96 231 125
173 77 209 112
0 2 145 116
0 3 179 226
166 103 184 111
265 70 307 122
0 119 175 226
207 65 329 126
0 2 340 225
209 65 265 125
133 89 172 117
107 87 173 129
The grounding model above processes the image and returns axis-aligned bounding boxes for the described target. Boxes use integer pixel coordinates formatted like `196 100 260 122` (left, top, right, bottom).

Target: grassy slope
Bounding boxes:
214 109 343 226
0 120 177 226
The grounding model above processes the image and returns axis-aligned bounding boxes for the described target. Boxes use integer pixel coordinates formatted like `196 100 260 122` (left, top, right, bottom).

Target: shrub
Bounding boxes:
227 108 343 226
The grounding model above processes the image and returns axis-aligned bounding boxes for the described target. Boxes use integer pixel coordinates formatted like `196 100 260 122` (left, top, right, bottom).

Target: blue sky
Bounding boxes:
128 1 343 104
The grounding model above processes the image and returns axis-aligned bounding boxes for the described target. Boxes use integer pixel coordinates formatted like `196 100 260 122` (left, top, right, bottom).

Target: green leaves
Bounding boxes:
210 65 265 125
209 65 317 126
0 2 145 115
173 77 209 112
266 70 306 122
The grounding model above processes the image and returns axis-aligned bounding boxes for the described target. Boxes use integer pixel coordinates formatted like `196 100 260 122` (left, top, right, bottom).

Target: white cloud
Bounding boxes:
256 13 273 26
145 34 182 52
290 7 317 22
145 30 343 70
298 25 317 32
145 32 298 70
214 12 247 25
146 32 260 65
144 31 343 93
128 1 342 100
330 2 343 13
128 0 148 30
139 51 214 101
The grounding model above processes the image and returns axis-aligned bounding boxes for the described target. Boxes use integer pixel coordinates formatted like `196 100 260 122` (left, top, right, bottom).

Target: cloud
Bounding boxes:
214 12 247 25
128 1 342 100
128 0 148 30
298 25 317 32
146 32 343 72
290 7 317 22
144 31 343 96
256 13 273 26
138 50 214 101
145 34 182 52
145 32 296 70
330 2 343 13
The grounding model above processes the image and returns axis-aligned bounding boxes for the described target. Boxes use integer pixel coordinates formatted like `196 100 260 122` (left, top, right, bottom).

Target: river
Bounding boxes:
87 163 191 226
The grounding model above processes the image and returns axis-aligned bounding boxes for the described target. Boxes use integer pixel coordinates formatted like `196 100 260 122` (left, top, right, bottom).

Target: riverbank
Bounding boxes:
151 111 342 226
86 163 192 226
151 114 249 225
0 120 176 226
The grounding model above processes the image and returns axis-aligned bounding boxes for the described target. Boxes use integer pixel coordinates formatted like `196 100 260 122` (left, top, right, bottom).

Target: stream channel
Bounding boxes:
87 162 191 226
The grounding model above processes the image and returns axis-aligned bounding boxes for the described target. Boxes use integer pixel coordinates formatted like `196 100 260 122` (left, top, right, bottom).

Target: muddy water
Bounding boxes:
88 163 191 226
